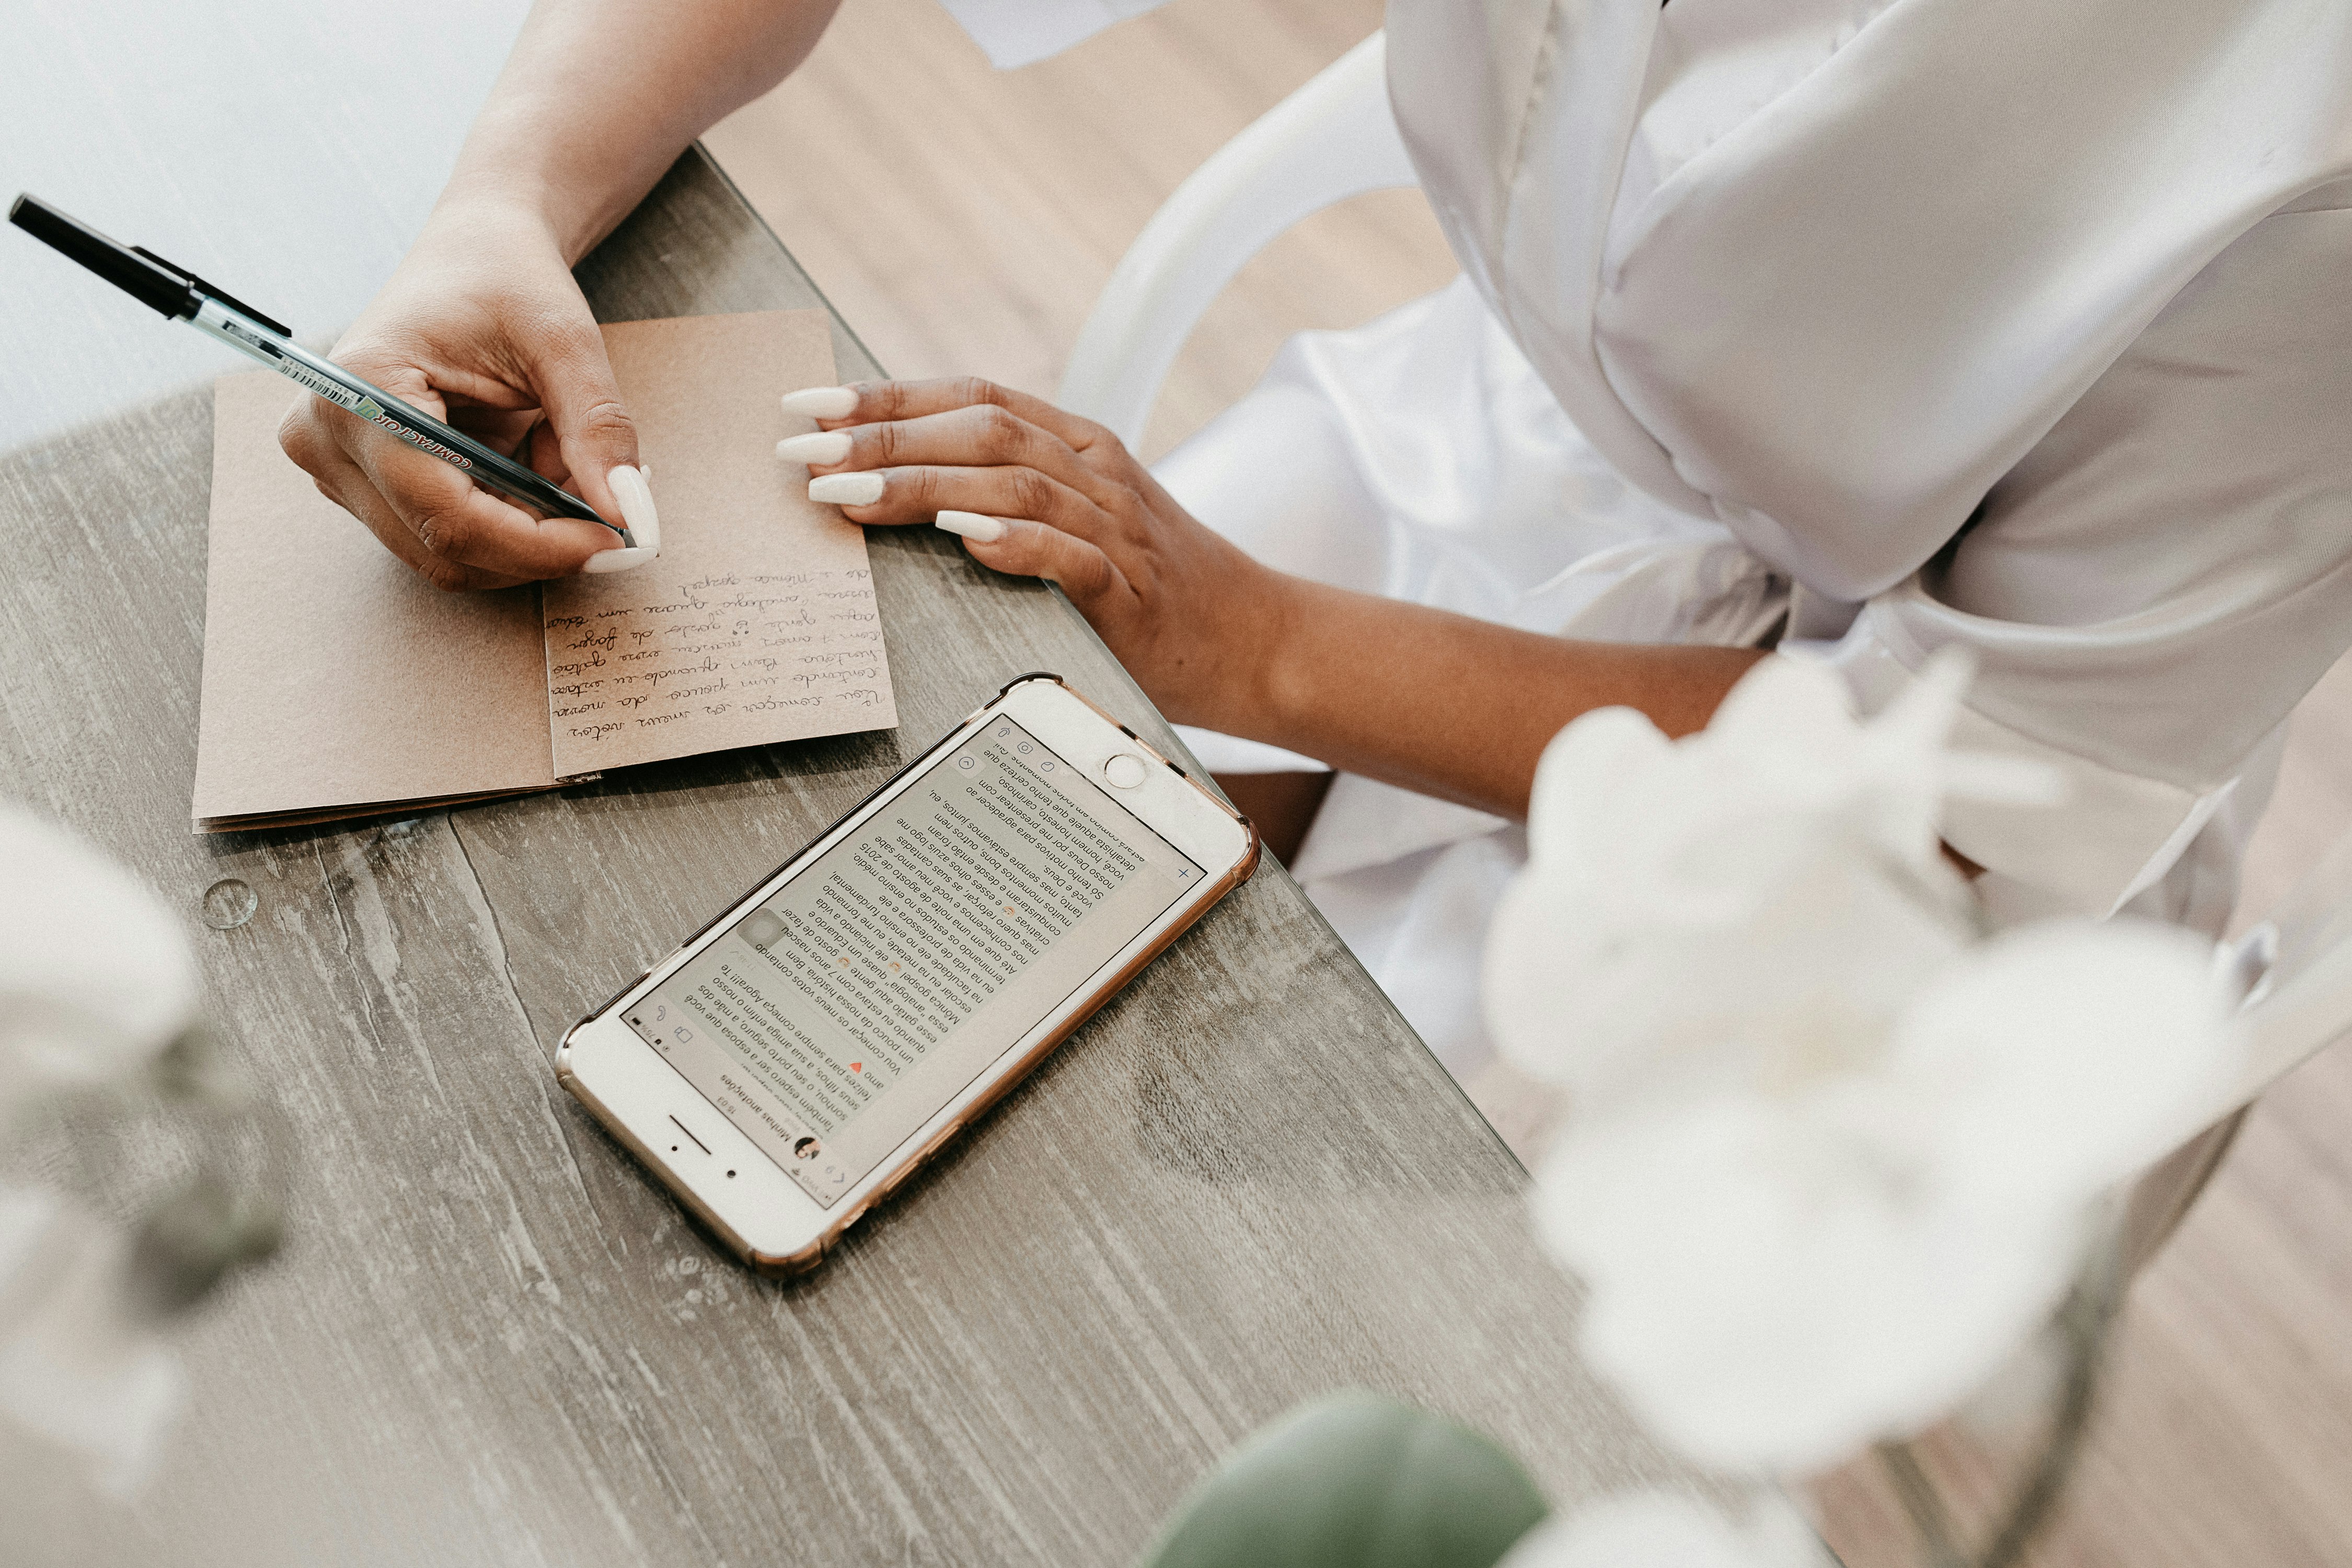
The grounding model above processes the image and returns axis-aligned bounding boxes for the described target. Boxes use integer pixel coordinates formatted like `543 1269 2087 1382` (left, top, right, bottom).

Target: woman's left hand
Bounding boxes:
782 378 1292 734
780 379 1771 824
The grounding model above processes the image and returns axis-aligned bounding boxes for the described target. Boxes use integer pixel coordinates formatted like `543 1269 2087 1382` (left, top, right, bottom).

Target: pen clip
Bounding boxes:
131 246 292 338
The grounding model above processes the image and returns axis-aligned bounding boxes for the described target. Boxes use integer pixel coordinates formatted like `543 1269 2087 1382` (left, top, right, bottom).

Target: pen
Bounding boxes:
8 194 633 546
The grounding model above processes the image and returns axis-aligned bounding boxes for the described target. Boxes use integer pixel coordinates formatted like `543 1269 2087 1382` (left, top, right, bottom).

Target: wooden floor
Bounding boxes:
706 2 2352 1561
703 0 1455 463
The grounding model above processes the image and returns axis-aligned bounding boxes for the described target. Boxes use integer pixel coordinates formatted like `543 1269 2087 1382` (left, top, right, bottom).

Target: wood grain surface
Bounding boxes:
702 0 1458 465
0 149 1710 1566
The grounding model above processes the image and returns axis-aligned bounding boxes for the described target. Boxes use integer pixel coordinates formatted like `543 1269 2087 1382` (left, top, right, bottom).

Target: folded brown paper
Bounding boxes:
191 310 897 832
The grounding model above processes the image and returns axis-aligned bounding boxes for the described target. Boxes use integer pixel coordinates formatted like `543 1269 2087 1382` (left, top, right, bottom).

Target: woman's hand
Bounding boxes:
276 0 864 589
783 376 1768 822
782 378 1297 735
278 196 654 591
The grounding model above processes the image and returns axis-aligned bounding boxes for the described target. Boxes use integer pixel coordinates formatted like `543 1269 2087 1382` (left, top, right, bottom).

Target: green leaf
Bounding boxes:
1138 1391 1549 1568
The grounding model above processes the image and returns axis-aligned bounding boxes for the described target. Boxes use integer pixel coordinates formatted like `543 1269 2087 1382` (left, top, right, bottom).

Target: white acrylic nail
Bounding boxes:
582 546 657 574
781 386 859 419
776 430 852 465
607 464 661 552
935 510 1008 544
809 472 885 506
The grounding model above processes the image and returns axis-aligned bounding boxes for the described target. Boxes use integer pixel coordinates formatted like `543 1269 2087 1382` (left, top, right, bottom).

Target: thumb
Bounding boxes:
533 322 656 543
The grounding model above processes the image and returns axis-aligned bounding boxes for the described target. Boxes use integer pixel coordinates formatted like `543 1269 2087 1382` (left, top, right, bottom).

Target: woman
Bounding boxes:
284 0 2352 1090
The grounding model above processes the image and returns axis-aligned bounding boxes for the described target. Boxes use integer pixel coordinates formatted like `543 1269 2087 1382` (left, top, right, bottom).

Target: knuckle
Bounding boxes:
1068 549 1117 601
339 356 436 408
277 410 322 468
572 395 635 447
1009 467 1057 519
872 420 904 465
543 311 603 353
339 352 409 388
325 338 403 383
413 504 477 559
974 403 1024 457
1107 478 1150 518
1086 423 1130 465
955 375 1008 409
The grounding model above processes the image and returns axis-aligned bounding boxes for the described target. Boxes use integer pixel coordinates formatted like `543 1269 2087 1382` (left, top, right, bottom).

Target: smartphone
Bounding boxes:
557 673 1260 1275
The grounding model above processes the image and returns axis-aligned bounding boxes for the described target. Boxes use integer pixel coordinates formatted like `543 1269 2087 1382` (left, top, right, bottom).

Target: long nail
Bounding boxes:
776 431 853 465
809 472 885 506
607 464 661 552
935 510 1008 543
782 386 859 419
583 546 658 574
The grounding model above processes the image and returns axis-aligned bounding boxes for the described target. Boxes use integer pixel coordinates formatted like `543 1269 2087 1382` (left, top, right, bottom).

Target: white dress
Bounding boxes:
942 0 2352 1088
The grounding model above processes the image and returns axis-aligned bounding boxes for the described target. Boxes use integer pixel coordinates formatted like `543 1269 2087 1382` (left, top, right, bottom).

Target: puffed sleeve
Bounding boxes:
935 0 1175 68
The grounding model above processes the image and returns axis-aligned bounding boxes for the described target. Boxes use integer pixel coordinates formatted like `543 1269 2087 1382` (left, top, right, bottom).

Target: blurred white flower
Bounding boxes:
0 804 196 1115
1483 656 2237 1473
1485 654 2053 1111
0 803 198 1495
0 1187 185 1497
1499 1490 1828 1568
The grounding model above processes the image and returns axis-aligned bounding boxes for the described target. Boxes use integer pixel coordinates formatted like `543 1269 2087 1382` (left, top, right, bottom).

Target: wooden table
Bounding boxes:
0 149 1704 1565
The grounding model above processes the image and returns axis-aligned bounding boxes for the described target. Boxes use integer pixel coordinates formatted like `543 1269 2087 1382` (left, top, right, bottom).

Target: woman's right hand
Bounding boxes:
277 195 656 591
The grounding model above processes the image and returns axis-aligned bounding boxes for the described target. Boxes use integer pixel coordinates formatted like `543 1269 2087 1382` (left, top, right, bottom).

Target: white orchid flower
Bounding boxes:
0 1188 185 1498
1486 654 2038 1110
0 803 201 1495
0 805 197 1112
1483 656 2236 1472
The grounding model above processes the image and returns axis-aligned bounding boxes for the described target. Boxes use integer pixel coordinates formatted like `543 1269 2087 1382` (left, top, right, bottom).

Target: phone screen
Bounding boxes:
624 717 1204 1205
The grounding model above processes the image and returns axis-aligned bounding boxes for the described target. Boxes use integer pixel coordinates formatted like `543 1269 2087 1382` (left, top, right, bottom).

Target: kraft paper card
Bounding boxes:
192 309 897 832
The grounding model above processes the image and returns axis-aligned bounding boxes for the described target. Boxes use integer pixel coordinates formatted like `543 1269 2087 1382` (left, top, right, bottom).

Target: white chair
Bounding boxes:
2122 822 2352 1267
2222 823 2352 1103
1055 30 1417 451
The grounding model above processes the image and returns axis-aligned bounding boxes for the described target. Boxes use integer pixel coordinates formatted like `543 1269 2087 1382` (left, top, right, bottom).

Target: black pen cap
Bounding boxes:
9 194 197 319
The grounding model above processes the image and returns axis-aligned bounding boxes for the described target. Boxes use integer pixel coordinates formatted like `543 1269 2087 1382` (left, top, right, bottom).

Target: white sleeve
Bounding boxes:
1818 195 2352 924
1426 0 2352 924
934 0 1175 68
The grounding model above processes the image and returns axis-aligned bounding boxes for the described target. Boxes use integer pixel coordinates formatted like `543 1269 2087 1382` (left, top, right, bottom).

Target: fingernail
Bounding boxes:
935 510 1008 543
782 386 859 419
776 430 853 465
607 464 661 552
583 546 658 574
809 472 885 506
